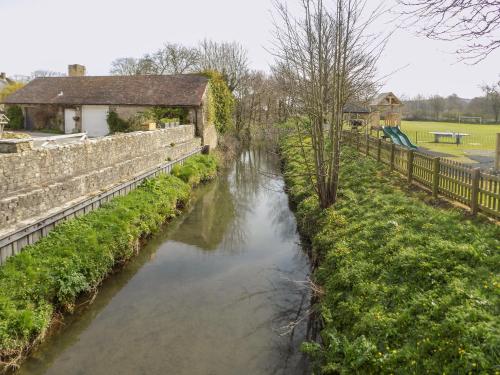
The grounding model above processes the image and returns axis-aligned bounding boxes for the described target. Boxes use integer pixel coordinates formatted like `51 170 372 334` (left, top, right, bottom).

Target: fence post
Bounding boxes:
495 133 500 172
365 134 370 156
407 150 414 184
432 157 440 198
390 144 396 171
470 168 481 215
377 138 382 162
356 132 360 151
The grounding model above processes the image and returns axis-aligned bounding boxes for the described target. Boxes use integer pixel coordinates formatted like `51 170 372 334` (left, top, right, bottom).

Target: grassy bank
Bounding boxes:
280 136 499 374
0 154 217 370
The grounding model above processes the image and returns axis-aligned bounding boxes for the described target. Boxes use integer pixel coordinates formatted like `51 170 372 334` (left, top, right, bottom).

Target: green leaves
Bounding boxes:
281 135 500 373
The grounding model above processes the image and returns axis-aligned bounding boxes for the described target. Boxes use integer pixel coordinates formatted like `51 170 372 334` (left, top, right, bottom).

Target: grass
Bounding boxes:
0 154 218 371
280 135 500 374
399 121 500 162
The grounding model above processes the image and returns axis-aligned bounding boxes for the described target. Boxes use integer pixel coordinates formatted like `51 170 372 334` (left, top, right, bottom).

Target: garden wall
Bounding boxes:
0 126 201 233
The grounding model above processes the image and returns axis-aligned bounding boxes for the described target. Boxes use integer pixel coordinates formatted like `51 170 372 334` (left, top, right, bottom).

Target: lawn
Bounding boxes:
399 121 500 163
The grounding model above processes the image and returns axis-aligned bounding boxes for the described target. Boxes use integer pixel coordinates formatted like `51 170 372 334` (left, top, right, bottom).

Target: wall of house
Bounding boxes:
114 106 148 120
0 126 202 234
197 90 218 150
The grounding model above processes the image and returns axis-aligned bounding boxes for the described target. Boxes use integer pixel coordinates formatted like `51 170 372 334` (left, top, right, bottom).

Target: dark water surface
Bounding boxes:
19 149 311 375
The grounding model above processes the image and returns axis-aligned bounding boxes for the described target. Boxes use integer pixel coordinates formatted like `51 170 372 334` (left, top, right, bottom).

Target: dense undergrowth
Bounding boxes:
0 154 217 370
280 136 499 374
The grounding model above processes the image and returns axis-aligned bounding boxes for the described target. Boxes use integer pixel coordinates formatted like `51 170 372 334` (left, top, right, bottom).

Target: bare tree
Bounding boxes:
110 57 152 75
429 95 446 120
198 39 249 92
482 81 500 122
30 70 66 79
397 0 500 63
144 43 200 75
271 0 387 208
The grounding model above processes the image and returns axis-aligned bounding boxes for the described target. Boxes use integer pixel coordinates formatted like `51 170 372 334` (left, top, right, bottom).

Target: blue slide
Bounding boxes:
383 127 417 149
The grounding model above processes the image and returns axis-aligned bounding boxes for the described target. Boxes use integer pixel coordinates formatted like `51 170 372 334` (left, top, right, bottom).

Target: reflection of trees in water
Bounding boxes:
170 147 282 254
229 249 313 375
170 177 237 251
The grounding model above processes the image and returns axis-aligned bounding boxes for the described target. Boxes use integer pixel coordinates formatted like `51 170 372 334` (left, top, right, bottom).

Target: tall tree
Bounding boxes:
144 43 200 75
198 39 249 92
482 81 500 122
272 0 386 208
397 0 500 63
429 95 446 120
110 57 152 75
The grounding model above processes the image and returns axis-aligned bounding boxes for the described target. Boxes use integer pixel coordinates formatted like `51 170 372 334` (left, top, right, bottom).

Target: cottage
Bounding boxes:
2 65 217 148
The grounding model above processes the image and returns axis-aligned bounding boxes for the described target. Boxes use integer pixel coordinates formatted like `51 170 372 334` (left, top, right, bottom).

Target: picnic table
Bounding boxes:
429 132 469 145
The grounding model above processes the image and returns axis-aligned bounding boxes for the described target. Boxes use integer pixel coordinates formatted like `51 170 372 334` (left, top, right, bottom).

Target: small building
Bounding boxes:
1 65 217 148
370 92 403 126
344 92 403 128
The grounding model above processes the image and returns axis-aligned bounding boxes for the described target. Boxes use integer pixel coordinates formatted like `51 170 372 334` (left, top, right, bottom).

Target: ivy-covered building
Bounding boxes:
2 65 217 148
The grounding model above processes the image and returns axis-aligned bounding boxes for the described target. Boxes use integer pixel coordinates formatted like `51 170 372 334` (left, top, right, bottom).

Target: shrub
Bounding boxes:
145 107 188 124
107 110 134 133
281 135 500 374
0 154 218 369
5 105 24 129
171 154 218 186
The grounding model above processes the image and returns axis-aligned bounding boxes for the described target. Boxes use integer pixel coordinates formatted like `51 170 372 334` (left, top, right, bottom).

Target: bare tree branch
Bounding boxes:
396 0 500 63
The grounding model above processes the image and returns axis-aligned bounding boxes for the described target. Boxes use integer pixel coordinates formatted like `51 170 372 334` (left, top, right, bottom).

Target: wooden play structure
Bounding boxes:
370 92 403 127
343 92 403 130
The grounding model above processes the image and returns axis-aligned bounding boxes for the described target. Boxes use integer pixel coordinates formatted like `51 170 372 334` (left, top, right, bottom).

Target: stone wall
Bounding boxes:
0 126 201 233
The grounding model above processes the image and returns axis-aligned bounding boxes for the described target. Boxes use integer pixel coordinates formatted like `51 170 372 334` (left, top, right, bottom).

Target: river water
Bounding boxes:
18 148 311 375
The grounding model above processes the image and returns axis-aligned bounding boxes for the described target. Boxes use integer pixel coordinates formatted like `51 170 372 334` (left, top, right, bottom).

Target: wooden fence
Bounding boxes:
0 147 204 265
343 131 500 219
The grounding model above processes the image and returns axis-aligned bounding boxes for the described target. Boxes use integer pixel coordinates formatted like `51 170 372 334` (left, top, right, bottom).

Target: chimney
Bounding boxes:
68 64 86 77
0 73 5 80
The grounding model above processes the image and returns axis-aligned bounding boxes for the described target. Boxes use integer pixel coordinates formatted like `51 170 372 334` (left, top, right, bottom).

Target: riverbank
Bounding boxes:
0 154 218 372
280 135 499 373
15 147 311 375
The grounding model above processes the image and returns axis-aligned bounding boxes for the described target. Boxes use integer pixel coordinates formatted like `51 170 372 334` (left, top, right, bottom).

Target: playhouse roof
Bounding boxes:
370 92 402 106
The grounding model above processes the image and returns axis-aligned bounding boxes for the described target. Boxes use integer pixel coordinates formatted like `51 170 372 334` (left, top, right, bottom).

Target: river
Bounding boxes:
18 148 311 375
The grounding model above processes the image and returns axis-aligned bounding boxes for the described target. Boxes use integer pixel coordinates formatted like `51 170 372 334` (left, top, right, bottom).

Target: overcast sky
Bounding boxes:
1 0 498 98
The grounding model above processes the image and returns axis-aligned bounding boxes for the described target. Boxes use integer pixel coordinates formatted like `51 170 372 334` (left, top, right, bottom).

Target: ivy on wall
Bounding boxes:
202 71 234 134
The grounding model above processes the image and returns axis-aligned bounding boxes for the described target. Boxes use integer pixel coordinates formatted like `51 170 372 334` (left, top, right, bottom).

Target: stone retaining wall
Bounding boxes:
0 126 201 232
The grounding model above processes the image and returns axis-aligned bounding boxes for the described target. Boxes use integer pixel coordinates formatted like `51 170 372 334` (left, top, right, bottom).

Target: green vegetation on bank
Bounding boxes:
280 136 499 374
0 154 218 369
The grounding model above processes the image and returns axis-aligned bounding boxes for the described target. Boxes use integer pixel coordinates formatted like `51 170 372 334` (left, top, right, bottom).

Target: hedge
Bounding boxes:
0 154 218 369
280 135 499 374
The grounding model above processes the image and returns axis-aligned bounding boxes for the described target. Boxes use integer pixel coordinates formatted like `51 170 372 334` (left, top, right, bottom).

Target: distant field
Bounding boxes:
399 121 500 163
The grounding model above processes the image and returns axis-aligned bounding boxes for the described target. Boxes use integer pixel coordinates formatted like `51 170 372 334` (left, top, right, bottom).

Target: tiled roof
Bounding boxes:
2 74 209 107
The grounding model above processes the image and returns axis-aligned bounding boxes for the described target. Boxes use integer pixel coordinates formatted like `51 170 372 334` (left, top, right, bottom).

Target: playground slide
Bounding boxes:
382 127 417 149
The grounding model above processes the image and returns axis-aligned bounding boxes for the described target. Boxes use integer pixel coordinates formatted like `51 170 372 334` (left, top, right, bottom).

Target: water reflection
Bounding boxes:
18 149 311 375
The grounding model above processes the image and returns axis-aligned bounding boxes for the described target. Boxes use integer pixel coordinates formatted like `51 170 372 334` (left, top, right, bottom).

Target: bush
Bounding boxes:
171 154 218 186
145 107 188 124
281 135 500 374
0 154 218 369
5 105 24 129
107 110 134 133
